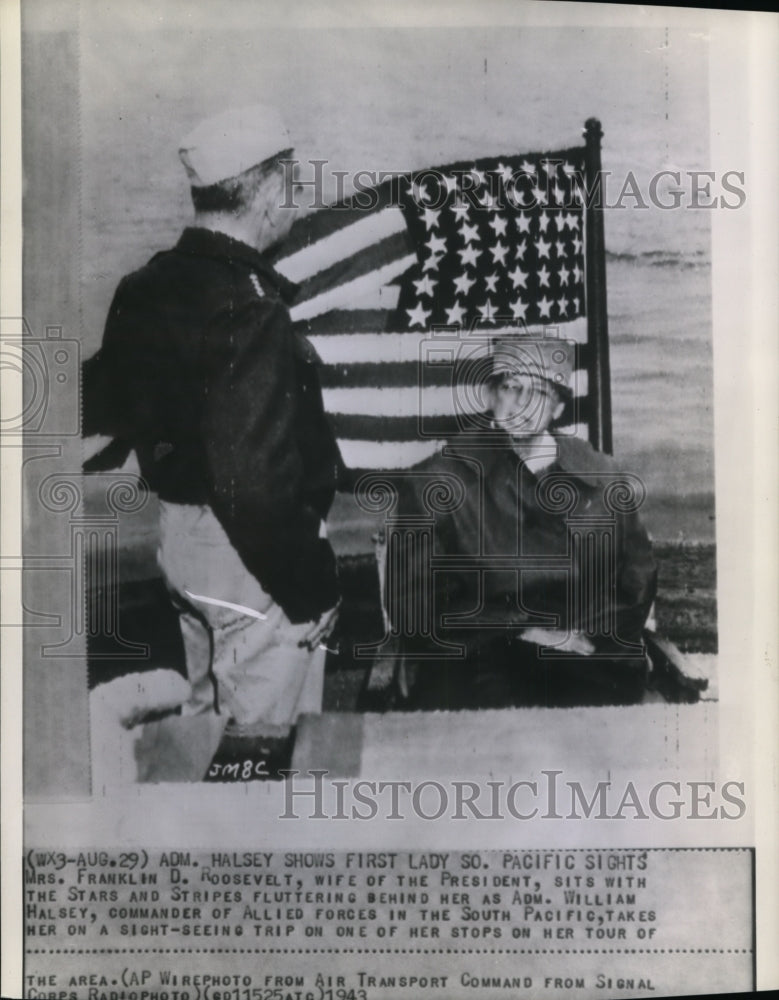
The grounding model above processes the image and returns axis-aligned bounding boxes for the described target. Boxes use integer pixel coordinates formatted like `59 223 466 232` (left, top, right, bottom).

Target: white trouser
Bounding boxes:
157 501 327 730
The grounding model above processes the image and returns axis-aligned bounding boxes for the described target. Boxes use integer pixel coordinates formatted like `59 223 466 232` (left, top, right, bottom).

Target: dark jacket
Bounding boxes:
87 227 341 623
391 427 657 654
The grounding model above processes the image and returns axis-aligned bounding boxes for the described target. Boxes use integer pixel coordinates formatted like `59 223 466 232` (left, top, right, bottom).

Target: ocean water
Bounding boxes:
74 17 715 545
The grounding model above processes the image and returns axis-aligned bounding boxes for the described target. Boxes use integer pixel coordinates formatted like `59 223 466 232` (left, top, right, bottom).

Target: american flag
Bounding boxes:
270 147 592 478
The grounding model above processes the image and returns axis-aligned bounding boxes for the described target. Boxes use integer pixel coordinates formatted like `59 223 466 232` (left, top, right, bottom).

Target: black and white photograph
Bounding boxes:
70 9 720 778
2 1 777 998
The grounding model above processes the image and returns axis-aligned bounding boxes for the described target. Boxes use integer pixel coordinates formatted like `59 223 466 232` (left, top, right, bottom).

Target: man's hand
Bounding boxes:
520 627 595 656
298 601 341 652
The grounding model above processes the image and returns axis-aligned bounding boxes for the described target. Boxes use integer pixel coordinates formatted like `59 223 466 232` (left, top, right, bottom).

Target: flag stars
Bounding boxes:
458 244 481 268
399 156 588 332
426 234 447 256
489 241 509 265
508 264 528 288
413 273 438 297
497 162 514 183
407 302 431 328
536 236 552 259
449 199 469 220
459 221 480 245
453 271 477 296
510 296 528 320
477 298 498 321
413 180 432 204
446 300 467 325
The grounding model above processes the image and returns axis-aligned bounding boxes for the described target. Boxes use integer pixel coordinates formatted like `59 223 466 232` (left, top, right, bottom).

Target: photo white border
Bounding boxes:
1 0 24 995
2 2 777 997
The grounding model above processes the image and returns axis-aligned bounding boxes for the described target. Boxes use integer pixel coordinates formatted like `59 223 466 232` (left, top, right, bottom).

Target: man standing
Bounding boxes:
390 336 657 709
91 106 341 754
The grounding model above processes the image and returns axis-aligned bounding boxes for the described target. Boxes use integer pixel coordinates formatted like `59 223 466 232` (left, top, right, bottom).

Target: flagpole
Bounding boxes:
584 117 613 455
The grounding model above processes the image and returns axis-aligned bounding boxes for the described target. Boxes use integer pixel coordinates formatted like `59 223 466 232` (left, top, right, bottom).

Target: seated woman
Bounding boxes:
388 336 657 710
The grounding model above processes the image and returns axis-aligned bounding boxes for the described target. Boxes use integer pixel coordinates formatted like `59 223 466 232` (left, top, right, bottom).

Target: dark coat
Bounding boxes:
391 427 657 656
87 227 342 623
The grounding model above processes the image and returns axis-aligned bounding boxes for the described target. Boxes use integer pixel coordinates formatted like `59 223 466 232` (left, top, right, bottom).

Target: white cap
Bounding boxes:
178 105 292 187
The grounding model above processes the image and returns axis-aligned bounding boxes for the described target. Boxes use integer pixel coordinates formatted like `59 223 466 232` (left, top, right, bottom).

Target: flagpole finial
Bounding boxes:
584 118 603 142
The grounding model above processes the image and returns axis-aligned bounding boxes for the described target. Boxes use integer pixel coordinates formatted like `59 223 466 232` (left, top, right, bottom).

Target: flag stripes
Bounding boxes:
317 350 592 390
292 231 413 306
307 321 587 366
276 206 411 285
289 255 415 323
271 177 408 259
321 371 589 412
